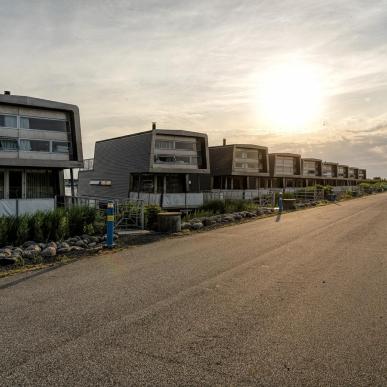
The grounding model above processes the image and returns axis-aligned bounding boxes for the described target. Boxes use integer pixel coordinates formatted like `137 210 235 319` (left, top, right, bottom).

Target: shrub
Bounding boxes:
201 199 226 214
0 206 100 247
144 205 162 230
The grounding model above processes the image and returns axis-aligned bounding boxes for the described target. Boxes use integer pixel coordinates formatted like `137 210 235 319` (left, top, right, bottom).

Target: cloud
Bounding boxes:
1 0 387 176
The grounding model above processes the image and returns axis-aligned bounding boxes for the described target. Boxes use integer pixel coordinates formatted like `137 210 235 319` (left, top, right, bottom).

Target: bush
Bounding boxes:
201 199 226 214
144 205 162 230
0 206 100 247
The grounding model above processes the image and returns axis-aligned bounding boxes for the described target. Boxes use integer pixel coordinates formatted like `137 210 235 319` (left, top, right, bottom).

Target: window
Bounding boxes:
0 138 18 151
89 180 112 186
155 140 174 150
175 141 195 151
20 117 67 132
26 171 54 198
276 157 294 175
20 139 50 152
175 156 191 164
303 161 317 175
9 170 22 199
0 114 17 128
236 149 258 159
52 141 70 153
154 155 176 163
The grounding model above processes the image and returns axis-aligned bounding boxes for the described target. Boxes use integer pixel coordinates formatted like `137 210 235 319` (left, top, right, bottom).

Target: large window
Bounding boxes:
175 141 195 151
0 138 18 151
154 154 197 165
26 171 54 198
276 157 295 175
0 114 17 128
235 149 258 159
20 139 50 152
52 141 70 153
9 170 22 199
20 117 67 132
303 161 317 175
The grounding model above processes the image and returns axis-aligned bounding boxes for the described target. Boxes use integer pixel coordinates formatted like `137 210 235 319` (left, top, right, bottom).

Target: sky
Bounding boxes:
1 0 387 177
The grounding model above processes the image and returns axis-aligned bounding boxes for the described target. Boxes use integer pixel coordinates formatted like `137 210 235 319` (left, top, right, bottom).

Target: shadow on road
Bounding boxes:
0 263 68 290
275 212 282 222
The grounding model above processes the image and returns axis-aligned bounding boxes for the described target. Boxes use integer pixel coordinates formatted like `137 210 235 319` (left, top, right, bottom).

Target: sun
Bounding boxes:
257 61 324 132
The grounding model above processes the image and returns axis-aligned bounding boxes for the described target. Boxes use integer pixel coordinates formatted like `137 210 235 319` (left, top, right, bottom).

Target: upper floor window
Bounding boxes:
155 140 174 150
20 117 67 132
0 138 18 151
175 141 195 151
20 139 50 152
235 150 258 159
52 141 70 153
0 114 17 128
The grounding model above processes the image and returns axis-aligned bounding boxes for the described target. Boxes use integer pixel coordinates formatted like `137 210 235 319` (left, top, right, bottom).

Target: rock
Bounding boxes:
38 243 47 250
47 241 57 249
245 211 255 218
0 248 12 257
25 244 41 252
75 240 87 248
13 247 24 255
88 242 97 248
70 246 84 252
58 242 70 250
191 222 203 230
22 241 36 249
57 248 70 255
233 213 242 220
181 222 191 230
41 246 57 258
22 249 40 260
86 245 103 254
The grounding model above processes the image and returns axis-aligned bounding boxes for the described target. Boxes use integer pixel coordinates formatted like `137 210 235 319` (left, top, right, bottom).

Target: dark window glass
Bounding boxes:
26 171 54 198
52 141 70 153
175 156 191 164
20 117 67 132
154 155 176 163
9 171 22 199
20 139 50 152
175 141 195 151
0 138 18 151
0 115 17 128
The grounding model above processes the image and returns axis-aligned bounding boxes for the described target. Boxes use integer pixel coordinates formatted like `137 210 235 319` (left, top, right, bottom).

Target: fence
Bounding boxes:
59 195 145 231
0 198 56 217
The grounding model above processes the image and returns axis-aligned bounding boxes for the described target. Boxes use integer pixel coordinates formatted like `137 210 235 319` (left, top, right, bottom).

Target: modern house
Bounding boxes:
0 92 83 215
301 158 322 186
78 126 210 201
209 142 270 190
322 161 338 185
358 169 367 180
269 153 302 188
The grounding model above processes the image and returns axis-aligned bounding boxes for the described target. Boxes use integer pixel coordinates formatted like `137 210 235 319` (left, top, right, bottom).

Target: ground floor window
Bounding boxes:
9 170 23 199
26 171 54 198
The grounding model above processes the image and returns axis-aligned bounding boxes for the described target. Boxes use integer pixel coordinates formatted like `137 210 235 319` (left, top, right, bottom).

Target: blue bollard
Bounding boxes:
278 192 283 212
106 202 115 248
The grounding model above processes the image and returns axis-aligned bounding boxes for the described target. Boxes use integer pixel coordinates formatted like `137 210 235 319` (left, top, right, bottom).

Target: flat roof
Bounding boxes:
209 144 268 150
270 152 301 157
97 128 207 144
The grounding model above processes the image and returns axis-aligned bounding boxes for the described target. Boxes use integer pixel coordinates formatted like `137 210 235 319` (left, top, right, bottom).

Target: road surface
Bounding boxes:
1 194 386 386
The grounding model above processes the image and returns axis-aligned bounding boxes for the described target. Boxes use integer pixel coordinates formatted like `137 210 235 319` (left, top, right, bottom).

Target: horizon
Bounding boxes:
1 0 387 177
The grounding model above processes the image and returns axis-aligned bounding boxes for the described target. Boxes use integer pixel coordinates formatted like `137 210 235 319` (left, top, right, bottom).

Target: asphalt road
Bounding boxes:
1 194 386 386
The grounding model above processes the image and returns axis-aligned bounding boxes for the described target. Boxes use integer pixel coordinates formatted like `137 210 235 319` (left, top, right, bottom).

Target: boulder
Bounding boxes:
41 246 57 258
233 213 243 220
75 240 87 248
86 245 103 254
88 242 97 248
0 248 12 257
70 246 84 252
181 222 191 230
22 241 36 249
58 242 70 250
190 222 203 230
47 241 57 249
25 244 41 253
22 249 40 260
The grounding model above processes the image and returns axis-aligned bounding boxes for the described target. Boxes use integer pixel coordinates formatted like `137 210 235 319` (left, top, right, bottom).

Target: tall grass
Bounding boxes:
0 206 102 247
